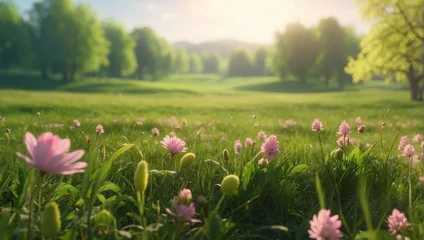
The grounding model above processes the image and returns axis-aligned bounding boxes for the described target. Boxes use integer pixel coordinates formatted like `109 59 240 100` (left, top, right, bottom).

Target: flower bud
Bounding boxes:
177 189 192 205
41 202 61 238
331 148 343 160
357 125 365 133
221 175 240 196
180 153 195 168
134 160 149 194
93 209 114 226
223 149 229 161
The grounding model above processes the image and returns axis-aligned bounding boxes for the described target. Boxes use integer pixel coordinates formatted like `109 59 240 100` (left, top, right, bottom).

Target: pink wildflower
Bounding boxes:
72 119 81 128
152 128 160 136
357 125 365 133
398 136 408 151
355 117 362 126
311 119 324 132
412 134 423 144
257 130 267 141
245 137 254 147
160 135 187 156
402 144 415 158
177 189 192 205
261 135 280 160
387 209 410 235
308 209 343 240
418 176 424 185
336 136 348 147
234 140 242 154
16 132 86 175
96 124 104 134
337 121 350 135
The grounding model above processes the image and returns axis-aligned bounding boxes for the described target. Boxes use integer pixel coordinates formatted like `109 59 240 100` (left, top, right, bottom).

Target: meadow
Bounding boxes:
0 72 423 239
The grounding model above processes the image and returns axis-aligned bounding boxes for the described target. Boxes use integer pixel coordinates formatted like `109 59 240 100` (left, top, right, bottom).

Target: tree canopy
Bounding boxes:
227 48 253 77
345 0 424 100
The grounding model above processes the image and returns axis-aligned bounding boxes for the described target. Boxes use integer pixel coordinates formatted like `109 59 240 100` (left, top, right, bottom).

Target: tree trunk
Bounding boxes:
41 68 47 79
407 67 420 100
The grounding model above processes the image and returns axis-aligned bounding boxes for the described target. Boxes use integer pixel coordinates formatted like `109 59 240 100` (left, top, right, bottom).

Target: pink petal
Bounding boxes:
48 150 85 170
24 132 37 158
56 168 86 175
165 208 175 217
58 138 70 153
16 152 34 166
49 159 87 174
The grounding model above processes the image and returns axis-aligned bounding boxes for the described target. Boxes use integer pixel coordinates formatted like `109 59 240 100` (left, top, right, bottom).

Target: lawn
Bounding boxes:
0 72 422 239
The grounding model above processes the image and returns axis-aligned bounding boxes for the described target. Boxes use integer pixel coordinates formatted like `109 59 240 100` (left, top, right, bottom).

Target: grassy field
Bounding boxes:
0 72 423 239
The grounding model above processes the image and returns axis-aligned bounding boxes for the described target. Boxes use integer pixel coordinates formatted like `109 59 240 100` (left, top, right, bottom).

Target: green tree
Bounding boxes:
132 27 164 80
173 48 189 73
346 0 424 100
253 47 268 76
28 0 109 82
274 22 318 84
0 1 32 68
201 53 221 74
316 17 346 89
227 48 253 77
189 54 203 73
102 20 137 77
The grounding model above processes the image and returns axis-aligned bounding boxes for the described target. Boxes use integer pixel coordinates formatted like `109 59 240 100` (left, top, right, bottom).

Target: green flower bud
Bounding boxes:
223 149 229 161
134 160 149 194
221 175 240 196
93 210 114 226
41 202 61 238
331 148 343 160
180 153 196 168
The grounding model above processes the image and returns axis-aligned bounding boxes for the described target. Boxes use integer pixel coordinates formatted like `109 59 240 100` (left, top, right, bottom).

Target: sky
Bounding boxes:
15 0 370 45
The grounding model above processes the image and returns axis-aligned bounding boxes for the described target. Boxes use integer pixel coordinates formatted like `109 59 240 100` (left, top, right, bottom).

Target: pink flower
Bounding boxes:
355 117 362 127
412 134 423 144
177 189 192 205
257 130 267 141
337 121 350 135
245 137 254 147
398 136 408 151
336 136 348 147
261 135 280 160
311 119 324 132
402 144 415 158
16 132 86 175
152 128 160 136
234 140 242 154
258 158 269 166
387 209 410 235
72 119 81 128
96 124 104 134
160 135 187 156
166 198 201 223
308 209 343 240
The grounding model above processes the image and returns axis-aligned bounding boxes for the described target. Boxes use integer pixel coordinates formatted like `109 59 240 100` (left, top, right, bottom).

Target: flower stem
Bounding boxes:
409 157 412 217
318 133 325 166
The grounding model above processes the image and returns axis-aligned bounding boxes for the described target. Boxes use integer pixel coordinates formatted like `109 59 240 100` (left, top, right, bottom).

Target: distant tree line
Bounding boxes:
1 0 421 99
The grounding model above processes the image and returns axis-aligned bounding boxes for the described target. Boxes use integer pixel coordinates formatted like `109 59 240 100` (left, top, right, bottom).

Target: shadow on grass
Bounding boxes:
234 79 358 93
0 71 198 95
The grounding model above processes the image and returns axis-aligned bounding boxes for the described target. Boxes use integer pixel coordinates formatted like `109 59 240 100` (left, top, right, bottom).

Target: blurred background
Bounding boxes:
0 0 423 100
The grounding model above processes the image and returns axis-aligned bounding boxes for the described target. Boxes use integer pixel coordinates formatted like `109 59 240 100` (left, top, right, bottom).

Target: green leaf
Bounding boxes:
96 194 106 203
315 173 325 209
98 181 121 194
241 159 256 189
289 164 308 174
118 230 132 238
52 183 80 201
146 223 164 232
206 213 223 240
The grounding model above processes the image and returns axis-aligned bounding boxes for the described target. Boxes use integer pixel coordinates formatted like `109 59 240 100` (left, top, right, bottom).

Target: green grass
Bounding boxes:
0 72 422 239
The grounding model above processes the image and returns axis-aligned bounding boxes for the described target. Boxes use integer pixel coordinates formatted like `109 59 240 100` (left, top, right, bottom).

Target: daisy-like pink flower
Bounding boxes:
152 127 160 136
160 135 187 156
261 135 280 160
166 190 201 223
311 119 324 132
16 132 86 175
245 137 254 147
387 209 410 235
234 140 242 154
96 124 104 134
337 121 350 135
398 136 408 151
412 134 423 144
355 117 362 127
402 144 415 158
72 119 81 128
309 209 343 240
336 136 348 147
257 130 267 141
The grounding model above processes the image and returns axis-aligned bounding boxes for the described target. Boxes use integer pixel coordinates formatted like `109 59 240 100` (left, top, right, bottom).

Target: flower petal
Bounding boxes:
24 132 37 158
16 152 34 166
48 150 85 170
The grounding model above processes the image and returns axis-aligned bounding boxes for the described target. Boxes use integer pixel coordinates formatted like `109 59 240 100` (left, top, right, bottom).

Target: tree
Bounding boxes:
253 47 268 76
316 17 346 89
189 54 203 73
132 27 162 80
0 1 32 68
346 0 424 100
173 48 189 73
28 0 109 82
102 20 137 77
274 22 318 84
201 53 221 74
227 48 253 77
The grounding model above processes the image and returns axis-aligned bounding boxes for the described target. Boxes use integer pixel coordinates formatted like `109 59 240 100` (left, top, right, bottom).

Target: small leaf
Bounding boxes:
146 223 164 232
98 181 121 194
290 164 308 174
118 230 132 238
